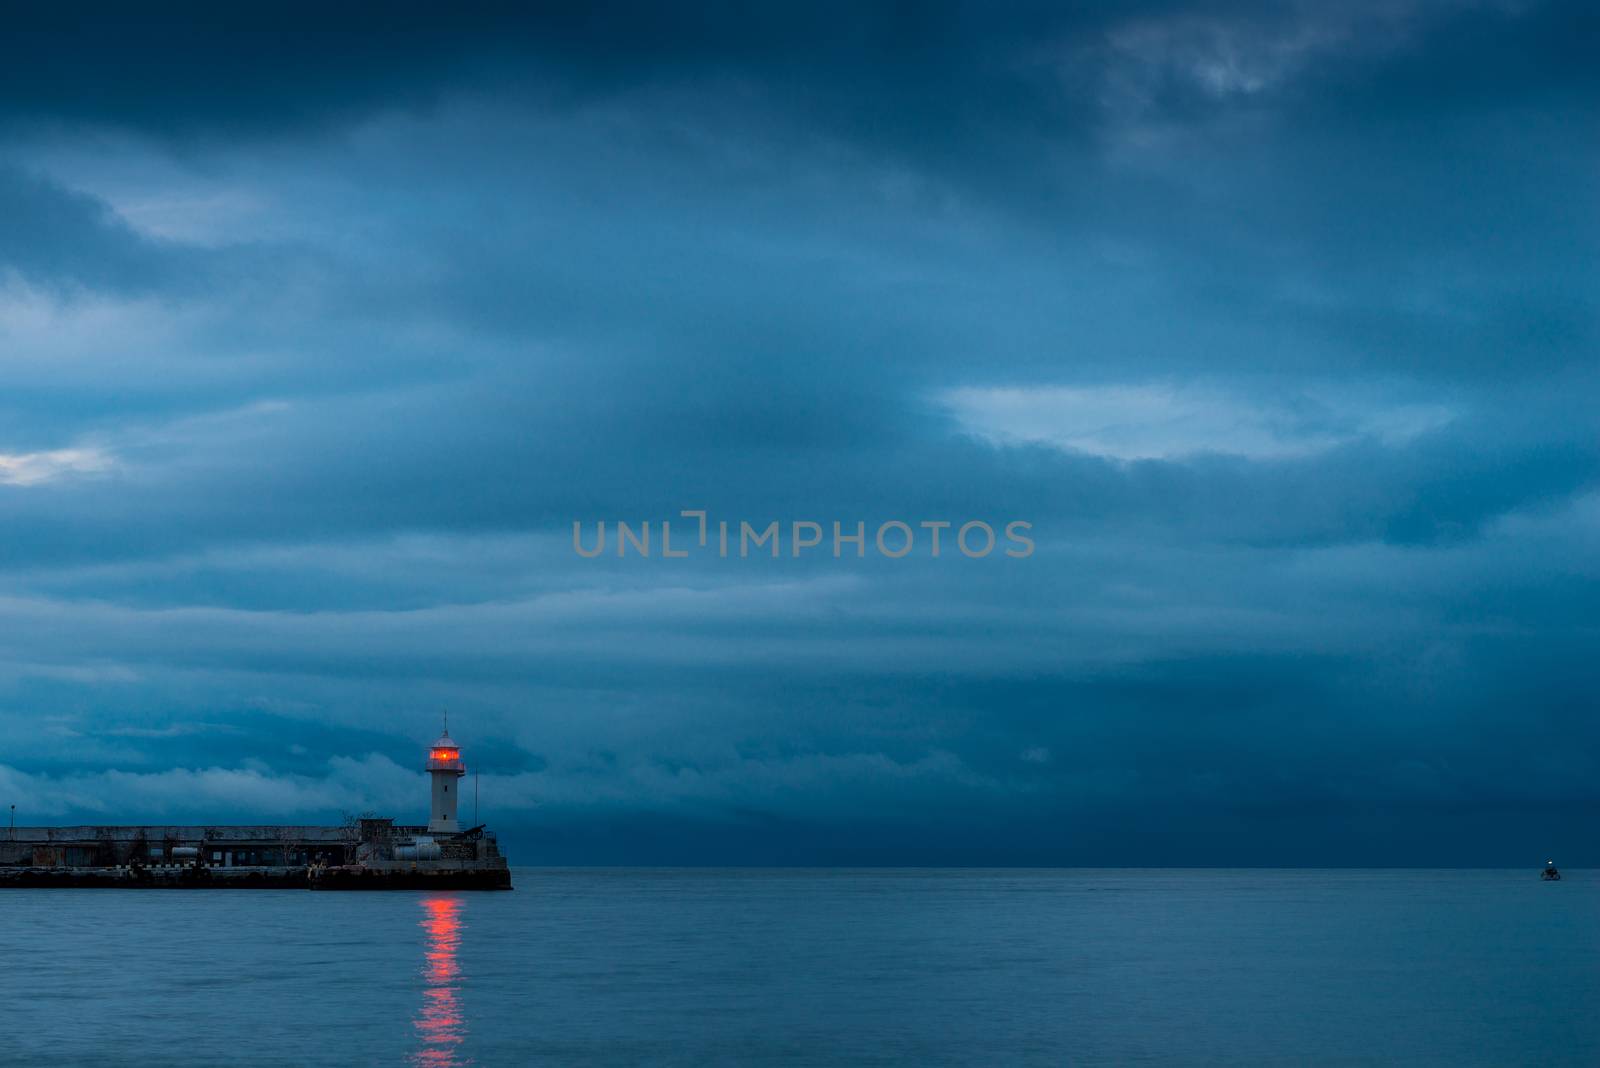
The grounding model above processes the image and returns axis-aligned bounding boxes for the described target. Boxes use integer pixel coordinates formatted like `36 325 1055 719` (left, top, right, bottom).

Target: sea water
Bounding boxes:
6 868 1595 1065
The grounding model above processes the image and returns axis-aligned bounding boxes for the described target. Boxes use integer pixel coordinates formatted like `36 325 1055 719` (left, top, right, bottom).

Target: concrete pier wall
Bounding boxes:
0 825 363 869
2 823 503 866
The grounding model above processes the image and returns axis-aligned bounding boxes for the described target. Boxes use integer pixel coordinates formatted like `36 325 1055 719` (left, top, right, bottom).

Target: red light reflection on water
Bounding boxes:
412 895 468 1066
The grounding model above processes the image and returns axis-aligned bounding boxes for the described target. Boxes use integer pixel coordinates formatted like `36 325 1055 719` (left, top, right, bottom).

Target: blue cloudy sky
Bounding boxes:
0 2 1595 863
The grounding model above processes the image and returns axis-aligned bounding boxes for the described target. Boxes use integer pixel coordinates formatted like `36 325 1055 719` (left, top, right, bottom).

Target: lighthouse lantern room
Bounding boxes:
426 726 467 833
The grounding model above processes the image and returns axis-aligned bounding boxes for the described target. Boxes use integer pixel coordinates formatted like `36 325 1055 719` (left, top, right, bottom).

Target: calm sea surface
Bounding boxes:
6 868 1595 1066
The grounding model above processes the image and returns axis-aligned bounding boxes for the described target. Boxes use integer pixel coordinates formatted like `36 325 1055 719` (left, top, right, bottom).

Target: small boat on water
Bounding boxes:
1542 860 1561 881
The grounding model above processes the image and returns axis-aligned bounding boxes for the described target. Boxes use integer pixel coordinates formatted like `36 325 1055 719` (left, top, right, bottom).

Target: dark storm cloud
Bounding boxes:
7 2 1594 138
0 166 188 292
0 2 1110 138
0 1 1596 862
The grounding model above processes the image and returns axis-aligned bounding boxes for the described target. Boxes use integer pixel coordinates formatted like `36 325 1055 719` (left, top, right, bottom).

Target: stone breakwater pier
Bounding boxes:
0 729 512 890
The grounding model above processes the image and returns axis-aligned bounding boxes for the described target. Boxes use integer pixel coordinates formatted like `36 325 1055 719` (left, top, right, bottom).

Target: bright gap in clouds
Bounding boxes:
939 383 1456 461
0 447 115 486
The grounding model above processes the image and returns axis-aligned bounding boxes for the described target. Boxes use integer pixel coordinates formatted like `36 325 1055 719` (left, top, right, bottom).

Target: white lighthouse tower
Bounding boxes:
425 724 466 833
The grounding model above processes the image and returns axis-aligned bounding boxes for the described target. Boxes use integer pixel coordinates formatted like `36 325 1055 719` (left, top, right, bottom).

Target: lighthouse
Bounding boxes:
426 726 467 833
